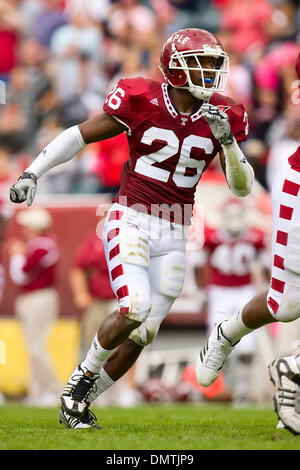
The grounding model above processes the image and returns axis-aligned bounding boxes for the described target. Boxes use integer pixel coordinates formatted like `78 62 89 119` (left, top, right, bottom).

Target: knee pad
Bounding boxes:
129 318 160 347
284 224 300 275
119 226 149 268
121 287 152 323
158 251 186 298
272 279 300 322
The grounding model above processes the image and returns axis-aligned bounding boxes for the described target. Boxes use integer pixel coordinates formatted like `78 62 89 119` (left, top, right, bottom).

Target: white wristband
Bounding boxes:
26 125 86 179
222 139 254 197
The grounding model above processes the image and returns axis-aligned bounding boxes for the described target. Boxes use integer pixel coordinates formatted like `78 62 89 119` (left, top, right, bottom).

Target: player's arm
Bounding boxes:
218 142 253 197
202 103 254 197
69 267 93 310
10 113 126 206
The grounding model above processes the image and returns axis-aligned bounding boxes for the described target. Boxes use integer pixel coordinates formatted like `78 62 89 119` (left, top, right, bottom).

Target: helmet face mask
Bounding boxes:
160 29 230 100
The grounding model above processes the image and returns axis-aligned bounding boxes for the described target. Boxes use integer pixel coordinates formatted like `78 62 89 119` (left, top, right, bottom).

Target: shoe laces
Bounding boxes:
81 408 98 425
71 373 98 402
204 342 232 370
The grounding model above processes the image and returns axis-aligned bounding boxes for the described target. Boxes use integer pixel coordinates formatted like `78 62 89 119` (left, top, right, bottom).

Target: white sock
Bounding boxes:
81 335 114 374
221 308 253 345
88 367 115 403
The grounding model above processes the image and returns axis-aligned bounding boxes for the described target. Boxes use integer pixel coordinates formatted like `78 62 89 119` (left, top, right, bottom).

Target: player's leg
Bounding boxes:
85 246 186 406
206 285 234 334
196 162 300 386
85 292 175 406
61 205 152 417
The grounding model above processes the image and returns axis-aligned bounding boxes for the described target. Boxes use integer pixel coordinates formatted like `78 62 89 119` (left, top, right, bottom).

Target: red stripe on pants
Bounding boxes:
271 277 285 293
108 210 123 222
282 179 300 196
276 231 288 246
268 297 279 314
279 204 293 220
107 228 120 243
117 285 129 300
273 255 285 270
111 264 123 281
109 244 120 260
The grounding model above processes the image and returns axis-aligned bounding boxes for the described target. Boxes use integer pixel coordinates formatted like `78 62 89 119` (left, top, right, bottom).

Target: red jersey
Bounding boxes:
74 233 115 300
288 145 300 171
103 77 248 224
204 226 266 287
19 236 59 292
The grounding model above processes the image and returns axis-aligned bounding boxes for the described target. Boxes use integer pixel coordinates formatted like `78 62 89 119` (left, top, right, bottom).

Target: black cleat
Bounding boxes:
61 364 99 418
59 407 101 430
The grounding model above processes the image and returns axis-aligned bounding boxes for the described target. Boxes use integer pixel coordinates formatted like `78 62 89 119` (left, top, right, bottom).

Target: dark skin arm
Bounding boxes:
78 113 127 144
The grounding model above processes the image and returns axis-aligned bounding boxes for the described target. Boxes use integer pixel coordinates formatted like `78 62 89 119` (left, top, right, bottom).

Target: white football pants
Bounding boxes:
102 203 187 347
267 159 300 322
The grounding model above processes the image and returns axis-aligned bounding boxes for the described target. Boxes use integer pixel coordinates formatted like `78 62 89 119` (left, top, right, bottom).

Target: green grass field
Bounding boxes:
0 403 300 451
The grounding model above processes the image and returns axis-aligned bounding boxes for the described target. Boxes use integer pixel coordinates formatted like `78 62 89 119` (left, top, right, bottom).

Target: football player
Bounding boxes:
195 52 300 434
198 198 269 404
9 28 253 429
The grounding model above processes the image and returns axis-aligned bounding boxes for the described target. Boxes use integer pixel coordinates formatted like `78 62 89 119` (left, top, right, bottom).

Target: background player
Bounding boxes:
197 197 269 404
196 51 300 433
9 28 254 429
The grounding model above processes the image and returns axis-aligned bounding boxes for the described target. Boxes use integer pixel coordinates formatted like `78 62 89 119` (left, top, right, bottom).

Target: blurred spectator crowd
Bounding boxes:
0 0 300 199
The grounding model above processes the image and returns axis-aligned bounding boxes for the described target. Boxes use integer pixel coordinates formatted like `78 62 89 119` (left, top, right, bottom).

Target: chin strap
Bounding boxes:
189 85 213 101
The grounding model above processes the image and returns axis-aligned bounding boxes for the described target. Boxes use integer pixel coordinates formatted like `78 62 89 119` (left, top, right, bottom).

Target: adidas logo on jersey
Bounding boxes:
150 98 159 106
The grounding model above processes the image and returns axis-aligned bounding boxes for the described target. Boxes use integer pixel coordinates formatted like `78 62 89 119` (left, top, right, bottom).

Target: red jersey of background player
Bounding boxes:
73 232 115 300
103 77 248 224
18 236 59 293
203 226 267 287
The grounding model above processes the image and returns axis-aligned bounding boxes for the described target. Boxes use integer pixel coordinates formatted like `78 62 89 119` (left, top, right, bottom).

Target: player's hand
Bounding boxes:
201 103 234 146
9 172 37 207
74 291 94 310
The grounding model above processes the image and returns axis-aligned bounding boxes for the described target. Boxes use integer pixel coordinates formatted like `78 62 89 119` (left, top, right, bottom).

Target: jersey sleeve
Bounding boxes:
22 248 48 273
103 77 153 134
227 103 249 143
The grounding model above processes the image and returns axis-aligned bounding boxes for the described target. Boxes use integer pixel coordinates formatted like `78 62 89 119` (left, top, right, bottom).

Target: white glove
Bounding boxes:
10 172 37 207
201 103 234 145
